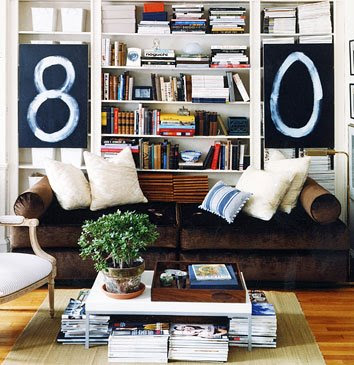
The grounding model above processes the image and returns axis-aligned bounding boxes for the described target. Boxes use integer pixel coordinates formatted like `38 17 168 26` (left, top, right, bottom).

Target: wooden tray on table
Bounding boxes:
151 261 247 303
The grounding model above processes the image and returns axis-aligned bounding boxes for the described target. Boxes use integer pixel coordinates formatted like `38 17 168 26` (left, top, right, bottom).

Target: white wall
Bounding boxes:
0 0 9 252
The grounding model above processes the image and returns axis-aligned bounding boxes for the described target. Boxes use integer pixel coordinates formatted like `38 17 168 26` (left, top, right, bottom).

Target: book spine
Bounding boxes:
211 142 221 170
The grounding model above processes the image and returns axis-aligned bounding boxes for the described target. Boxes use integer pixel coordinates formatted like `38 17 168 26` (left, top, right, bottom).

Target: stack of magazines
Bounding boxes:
171 4 207 34
298 1 332 42
108 322 169 363
229 290 277 348
57 290 110 344
169 323 229 362
263 7 296 34
209 7 246 34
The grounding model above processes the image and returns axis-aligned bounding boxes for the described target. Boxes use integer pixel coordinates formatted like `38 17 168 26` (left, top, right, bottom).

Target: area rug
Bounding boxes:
3 290 325 365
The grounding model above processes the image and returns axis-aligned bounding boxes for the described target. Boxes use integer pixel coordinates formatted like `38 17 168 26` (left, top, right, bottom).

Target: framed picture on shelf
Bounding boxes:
133 86 153 100
350 40 354 75
350 84 354 119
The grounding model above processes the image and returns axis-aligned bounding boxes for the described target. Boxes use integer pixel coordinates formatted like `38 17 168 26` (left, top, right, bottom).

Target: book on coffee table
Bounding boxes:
188 264 239 289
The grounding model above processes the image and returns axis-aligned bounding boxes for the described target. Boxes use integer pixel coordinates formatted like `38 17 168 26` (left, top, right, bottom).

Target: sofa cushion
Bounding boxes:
41 199 177 227
179 203 349 251
84 150 147 210
300 177 341 224
11 223 178 250
14 177 53 218
44 159 91 210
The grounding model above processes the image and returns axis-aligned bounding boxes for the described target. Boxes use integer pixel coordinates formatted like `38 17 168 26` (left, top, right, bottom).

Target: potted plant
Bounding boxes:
78 210 159 295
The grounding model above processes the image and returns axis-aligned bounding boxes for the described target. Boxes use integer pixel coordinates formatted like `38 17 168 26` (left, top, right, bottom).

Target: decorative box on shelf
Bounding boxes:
151 261 247 303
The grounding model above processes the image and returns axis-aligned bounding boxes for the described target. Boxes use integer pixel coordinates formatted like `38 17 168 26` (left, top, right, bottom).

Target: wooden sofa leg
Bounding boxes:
48 278 55 318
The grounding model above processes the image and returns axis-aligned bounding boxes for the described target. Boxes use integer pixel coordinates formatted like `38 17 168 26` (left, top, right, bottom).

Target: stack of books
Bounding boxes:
210 45 249 69
204 141 247 171
229 291 277 348
101 40 127 67
140 140 180 170
151 73 192 101
262 37 295 45
188 264 239 289
102 5 136 33
101 137 140 163
263 7 296 34
142 48 176 68
194 110 218 136
138 2 170 35
169 323 229 362
298 1 332 36
57 290 110 345
209 7 246 34
108 322 169 363
171 4 207 34
191 75 229 103
102 71 133 101
176 54 210 69
159 113 195 137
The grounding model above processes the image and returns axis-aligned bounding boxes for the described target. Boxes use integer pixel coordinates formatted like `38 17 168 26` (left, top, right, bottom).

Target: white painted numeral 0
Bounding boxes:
27 56 79 143
270 51 323 138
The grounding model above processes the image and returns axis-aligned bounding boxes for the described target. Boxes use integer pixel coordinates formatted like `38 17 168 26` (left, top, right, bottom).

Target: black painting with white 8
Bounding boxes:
18 44 88 148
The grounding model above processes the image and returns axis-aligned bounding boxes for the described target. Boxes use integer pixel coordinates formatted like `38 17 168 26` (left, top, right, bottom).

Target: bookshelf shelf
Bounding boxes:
101 134 250 139
19 31 91 36
102 32 250 38
101 100 250 105
136 168 243 173
260 32 334 37
102 66 251 72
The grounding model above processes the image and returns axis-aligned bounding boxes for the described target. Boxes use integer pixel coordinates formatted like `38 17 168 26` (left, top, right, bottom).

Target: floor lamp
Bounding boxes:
305 148 350 224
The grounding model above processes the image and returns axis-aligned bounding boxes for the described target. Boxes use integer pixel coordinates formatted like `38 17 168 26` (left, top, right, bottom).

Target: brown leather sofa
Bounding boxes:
10 177 350 284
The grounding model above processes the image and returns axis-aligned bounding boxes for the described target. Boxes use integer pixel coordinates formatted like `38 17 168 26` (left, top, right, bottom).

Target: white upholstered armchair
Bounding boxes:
0 216 56 317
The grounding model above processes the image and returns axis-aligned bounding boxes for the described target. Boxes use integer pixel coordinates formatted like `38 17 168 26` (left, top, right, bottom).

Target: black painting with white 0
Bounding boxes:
264 44 334 149
19 44 88 148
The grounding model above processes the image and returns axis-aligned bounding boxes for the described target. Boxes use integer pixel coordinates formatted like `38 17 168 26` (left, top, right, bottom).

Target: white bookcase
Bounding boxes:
5 0 347 219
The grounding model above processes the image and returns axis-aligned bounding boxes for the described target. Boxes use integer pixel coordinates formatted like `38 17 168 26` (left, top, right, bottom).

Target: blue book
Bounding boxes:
188 264 239 289
252 303 275 316
142 12 168 21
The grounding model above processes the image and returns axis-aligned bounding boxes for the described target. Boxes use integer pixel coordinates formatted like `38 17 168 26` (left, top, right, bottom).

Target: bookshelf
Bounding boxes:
5 0 347 218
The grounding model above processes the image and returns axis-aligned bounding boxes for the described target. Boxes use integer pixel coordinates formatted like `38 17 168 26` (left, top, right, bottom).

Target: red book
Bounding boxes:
113 108 119 134
211 142 221 170
144 2 164 12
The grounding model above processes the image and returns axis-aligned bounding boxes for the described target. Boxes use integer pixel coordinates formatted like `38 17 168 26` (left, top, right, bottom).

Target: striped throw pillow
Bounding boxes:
199 181 252 224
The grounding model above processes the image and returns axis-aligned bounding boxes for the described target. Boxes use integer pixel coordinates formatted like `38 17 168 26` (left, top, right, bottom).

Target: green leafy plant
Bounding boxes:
78 210 159 272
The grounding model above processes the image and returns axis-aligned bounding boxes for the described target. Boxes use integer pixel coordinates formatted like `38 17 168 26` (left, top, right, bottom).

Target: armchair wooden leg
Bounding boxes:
48 278 55 318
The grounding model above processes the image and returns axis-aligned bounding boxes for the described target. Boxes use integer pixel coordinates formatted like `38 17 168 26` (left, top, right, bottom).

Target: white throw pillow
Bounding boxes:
236 166 294 221
84 149 147 211
267 149 286 161
44 159 91 210
265 155 311 214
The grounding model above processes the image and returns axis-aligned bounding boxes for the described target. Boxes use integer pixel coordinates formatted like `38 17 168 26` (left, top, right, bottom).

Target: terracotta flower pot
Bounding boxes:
102 258 145 294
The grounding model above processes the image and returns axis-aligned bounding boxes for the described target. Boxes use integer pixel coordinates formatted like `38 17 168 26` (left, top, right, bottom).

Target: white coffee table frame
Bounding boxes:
85 271 253 350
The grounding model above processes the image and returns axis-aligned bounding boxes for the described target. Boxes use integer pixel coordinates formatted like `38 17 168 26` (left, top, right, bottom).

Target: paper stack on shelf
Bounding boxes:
176 54 210 68
297 1 332 34
210 45 249 69
138 2 170 34
299 35 333 44
191 75 229 103
263 7 296 34
169 323 229 362
171 4 207 34
308 155 335 194
108 322 169 363
142 48 176 68
209 7 246 34
262 37 295 45
229 291 277 348
102 5 136 34
57 290 110 344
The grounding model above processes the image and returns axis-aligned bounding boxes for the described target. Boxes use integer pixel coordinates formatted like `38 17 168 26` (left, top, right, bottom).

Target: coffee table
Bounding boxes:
84 271 252 350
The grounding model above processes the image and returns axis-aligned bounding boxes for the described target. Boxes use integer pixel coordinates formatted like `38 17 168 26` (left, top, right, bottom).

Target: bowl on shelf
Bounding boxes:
180 150 202 163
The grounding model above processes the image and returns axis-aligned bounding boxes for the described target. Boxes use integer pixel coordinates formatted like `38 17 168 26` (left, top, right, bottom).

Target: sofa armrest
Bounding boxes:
299 177 341 224
13 176 53 219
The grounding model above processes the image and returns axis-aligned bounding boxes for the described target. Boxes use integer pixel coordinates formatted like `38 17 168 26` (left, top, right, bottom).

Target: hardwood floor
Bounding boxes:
0 287 354 364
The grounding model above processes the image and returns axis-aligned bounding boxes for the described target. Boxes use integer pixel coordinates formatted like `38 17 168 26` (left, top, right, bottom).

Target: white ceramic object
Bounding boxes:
31 148 55 167
60 148 83 168
31 8 57 32
61 8 87 32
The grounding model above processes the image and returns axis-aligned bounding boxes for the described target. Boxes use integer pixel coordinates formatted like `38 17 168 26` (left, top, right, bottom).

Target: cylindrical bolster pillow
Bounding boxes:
300 177 341 224
14 176 53 218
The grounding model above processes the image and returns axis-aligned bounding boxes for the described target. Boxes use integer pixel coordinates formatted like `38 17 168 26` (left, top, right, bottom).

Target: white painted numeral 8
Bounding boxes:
27 56 79 143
